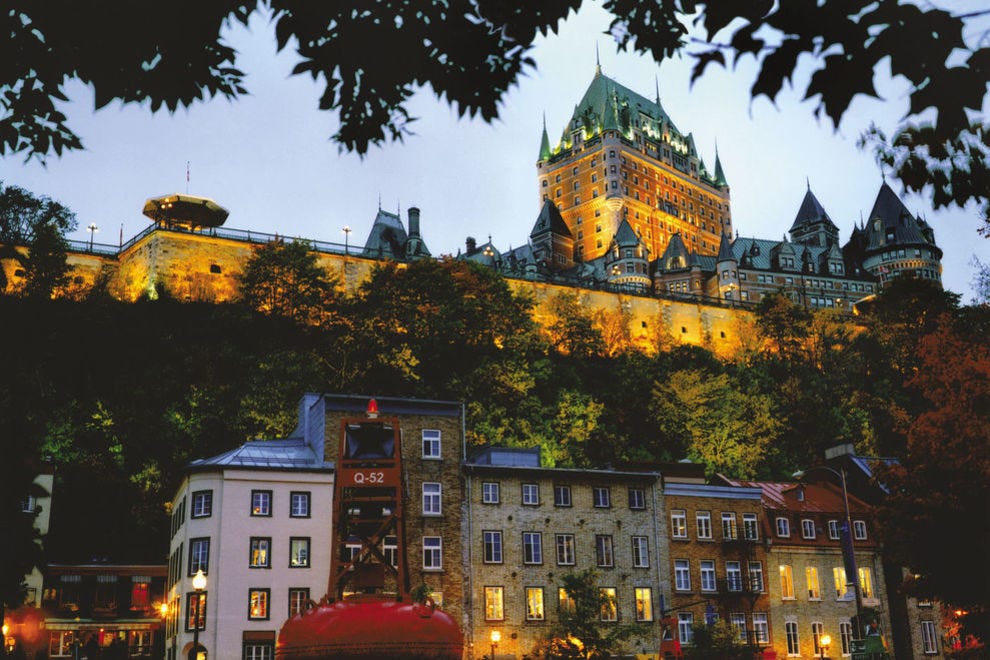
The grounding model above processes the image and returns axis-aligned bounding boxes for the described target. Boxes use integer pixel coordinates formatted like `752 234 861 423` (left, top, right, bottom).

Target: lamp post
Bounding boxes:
489 629 500 660
191 569 207 660
87 223 98 251
342 226 352 255
820 632 831 660
793 465 865 640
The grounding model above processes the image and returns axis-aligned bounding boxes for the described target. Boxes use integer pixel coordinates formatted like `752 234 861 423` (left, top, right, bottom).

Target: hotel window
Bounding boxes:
559 588 576 613
853 520 868 540
859 567 874 598
921 620 939 654
743 513 759 540
554 485 572 507
730 613 747 643
785 621 800 656
191 490 213 518
289 537 310 568
483 531 503 563
833 567 848 598
675 559 691 591
631 536 649 568
812 621 825 655
185 592 207 631
700 560 717 592
556 534 576 565
753 613 769 645
599 588 618 621
828 520 840 540
288 588 310 617
671 510 687 538
422 429 441 458
840 621 853 656
189 538 210 575
522 483 540 506
807 566 821 600
423 536 442 569
482 482 500 504
593 486 611 508
248 588 270 620
523 532 543 564
628 487 646 509
595 535 614 567
526 587 545 620
422 482 442 515
251 490 272 516
802 519 816 539
722 512 738 540
635 587 653 621
289 491 310 518
780 565 795 599
250 538 271 568
696 512 712 539
776 517 790 537
244 644 273 660
678 613 694 643
484 586 504 620
726 561 742 591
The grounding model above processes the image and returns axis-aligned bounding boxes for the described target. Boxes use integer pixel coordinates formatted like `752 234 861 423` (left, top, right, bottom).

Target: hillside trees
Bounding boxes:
238 239 340 325
0 182 75 297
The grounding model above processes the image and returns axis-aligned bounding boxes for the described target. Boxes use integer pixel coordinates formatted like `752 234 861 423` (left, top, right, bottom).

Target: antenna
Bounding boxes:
185 161 190 194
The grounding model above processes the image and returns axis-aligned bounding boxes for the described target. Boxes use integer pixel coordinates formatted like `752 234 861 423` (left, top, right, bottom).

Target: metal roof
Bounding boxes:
188 437 333 472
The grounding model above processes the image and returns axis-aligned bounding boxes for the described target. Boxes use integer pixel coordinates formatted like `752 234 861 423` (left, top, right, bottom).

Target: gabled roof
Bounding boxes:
790 187 838 233
721 478 871 516
361 209 408 259
530 199 572 239
567 69 683 143
188 438 333 472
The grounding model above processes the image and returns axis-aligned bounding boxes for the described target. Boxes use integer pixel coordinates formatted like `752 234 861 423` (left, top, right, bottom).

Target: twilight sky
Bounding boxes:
2 3 988 298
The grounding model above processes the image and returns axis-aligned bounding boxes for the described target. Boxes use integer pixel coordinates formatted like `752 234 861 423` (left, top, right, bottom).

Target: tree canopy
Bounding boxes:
3 2 988 230
238 239 339 325
0 181 75 297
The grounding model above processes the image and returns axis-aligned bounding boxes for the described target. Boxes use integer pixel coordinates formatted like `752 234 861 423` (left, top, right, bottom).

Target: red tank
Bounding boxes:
275 595 463 660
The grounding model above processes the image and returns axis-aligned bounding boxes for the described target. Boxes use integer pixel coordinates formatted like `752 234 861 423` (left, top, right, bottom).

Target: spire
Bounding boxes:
716 232 735 263
713 147 728 188
538 112 551 161
655 74 661 106
806 176 811 191
595 42 601 74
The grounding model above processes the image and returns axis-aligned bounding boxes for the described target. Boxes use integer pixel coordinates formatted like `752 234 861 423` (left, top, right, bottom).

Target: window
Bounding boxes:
780 565 795 599
289 538 310 568
743 513 759 540
802 519 816 539
191 490 213 518
633 587 653 621
921 620 939 654
422 429 441 458
49 631 75 657
828 520 840 540
523 532 543 564
812 621 825 655
131 581 150 608
185 592 207 631
244 643 273 660
482 482 500 504
483 531 503 563
749 562 764 592
696 512 712 540
559 588 576 613
521 483 540 506
675 559 691 591
526 587 545 620
631 536 649 568
593 486 611 508
250 538 271 568
422 482 442 515
785 621 800 656
484 586 504 620
289 491 310 518
189 538 210 575
600 588 617 621
807 566 821 600
726 561 742 591
776 517 790 537
554 485 572 507
627 487 646 509
383 535 398 567
718 512 736 539
678 613 694 643
701 560 717 592
859 567 874 598
556 534 576 565
288 588 310 617
753 613 769 645
248 588 270 620
251 490 272 516
671 510 687 538
853 520 868 540
834 567 848 599
840 621 853 656
595 535 614 567
423 536 442 569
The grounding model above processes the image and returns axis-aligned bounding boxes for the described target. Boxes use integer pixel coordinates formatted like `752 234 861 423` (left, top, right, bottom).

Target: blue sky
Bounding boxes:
2 3 987 298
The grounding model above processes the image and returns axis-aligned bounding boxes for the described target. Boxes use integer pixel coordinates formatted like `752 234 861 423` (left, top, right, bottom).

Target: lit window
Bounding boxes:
675 559 691 591
599 588 617 621
251 491 272 517
483 531 503 563
288 588 310 617
250 538 271 568
554 485 571 507
248 588 270 620
593 487 611 508
722 513 738 540
423 536 442 569
807 566 821 600
701 560 717 592
186 591 207 631
526 587 545 620
671 510 687 538
635 587 653 621
595 535 614 567
743 513 759 540
484 586 504 620
191 491 212 518
559 588 576 613
780 565 795 599
556 534 575 565
522 483 540 506
482 482 500 504
422 482 442 515
422 430 441 459
289 492 310 518
523 532 543 564
859 567 874 599
289 538 310 568
631 536 649 568
696 512 712 539
833 567 848 599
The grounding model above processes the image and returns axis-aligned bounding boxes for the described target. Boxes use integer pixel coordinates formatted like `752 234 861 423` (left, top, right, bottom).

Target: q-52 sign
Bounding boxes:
342 468 400 487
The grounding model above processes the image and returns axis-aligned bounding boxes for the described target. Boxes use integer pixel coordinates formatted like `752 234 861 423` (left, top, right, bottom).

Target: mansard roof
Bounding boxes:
361 209 408 259
530 199 572 239
790 186 838 233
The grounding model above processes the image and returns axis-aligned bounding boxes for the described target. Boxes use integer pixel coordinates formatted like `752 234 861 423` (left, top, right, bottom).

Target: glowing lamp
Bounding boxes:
366 399 379 418
192 569 207 591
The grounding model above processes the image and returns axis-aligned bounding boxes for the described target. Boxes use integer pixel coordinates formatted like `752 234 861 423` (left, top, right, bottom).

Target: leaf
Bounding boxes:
804 52 878 127
751 38 804 103
690 49 725 86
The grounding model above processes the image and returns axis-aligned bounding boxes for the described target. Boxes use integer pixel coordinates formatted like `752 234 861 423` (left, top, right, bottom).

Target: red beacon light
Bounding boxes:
366 398 379 418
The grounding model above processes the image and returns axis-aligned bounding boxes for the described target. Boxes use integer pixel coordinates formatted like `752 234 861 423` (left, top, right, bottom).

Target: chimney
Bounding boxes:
407 207 421 237
465 236 477 255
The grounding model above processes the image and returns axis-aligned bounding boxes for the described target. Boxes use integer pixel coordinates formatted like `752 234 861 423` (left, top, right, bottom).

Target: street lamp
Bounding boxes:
191 569 207 660
87 223 98 251
820 632 831 660
342 226 352 255
489 629 500 660
793 465 865 639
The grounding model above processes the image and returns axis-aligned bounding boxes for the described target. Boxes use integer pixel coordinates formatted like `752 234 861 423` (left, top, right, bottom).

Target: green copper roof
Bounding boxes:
538 114 551 161
713 151 728 187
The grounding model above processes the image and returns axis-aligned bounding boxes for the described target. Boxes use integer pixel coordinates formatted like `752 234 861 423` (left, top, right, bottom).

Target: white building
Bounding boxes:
165 429 333 660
